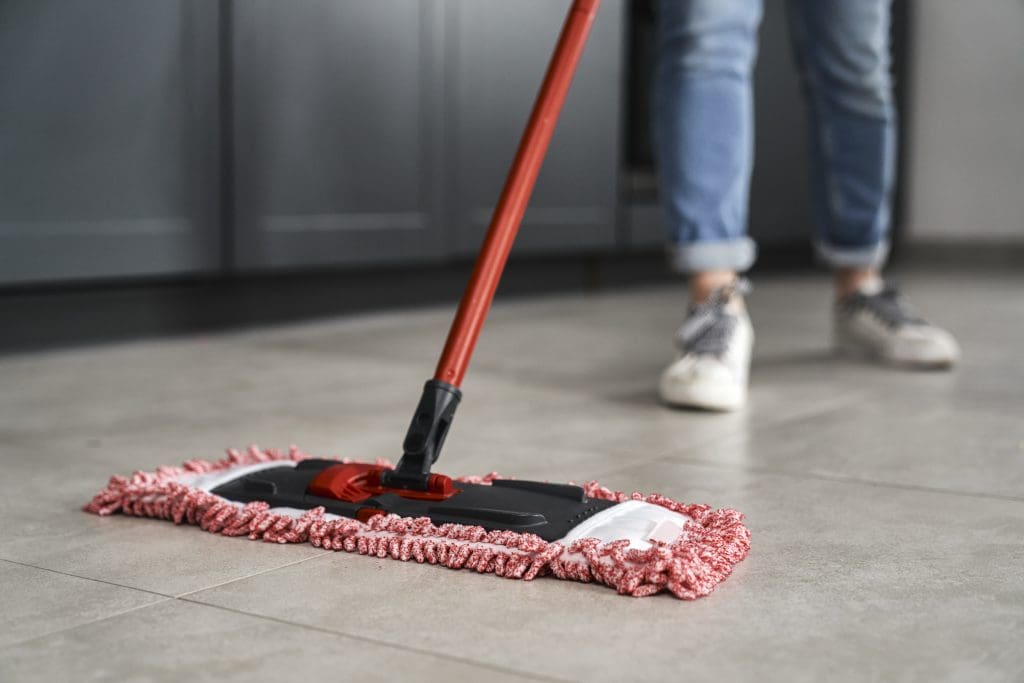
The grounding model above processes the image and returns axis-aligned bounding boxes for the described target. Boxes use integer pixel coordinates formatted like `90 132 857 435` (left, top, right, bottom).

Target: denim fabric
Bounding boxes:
653 0 896 273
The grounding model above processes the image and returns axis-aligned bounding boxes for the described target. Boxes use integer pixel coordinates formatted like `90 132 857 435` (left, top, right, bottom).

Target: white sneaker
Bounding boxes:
834 281 960 369
659 279 753 411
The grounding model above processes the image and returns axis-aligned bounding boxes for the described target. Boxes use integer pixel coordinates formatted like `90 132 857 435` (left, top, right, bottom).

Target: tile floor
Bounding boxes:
1 269 1022 682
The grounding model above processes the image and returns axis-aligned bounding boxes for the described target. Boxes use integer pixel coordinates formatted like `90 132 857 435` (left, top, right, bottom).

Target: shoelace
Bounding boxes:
675 278 751 357
844 284 925 329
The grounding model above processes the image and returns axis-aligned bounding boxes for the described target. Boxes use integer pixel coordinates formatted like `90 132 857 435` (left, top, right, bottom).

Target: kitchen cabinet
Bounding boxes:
230 0 447 270
0 0 221 284
446 0 623 255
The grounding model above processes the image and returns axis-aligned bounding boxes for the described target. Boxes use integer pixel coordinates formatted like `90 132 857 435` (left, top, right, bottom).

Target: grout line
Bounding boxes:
0 550 333 604
0 556 566 681
634 456 1024 505
175 598 573 683
576 389 1024 505
580 393 865 482
0 557 173 599
173 551 332 599
0 600 175 652
0 559 173 650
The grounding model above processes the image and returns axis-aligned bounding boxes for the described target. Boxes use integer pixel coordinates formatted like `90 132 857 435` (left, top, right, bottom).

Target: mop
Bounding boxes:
85 0 750 599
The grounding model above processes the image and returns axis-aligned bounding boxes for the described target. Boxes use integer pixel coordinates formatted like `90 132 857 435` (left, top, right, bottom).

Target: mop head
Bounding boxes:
85 446 750 599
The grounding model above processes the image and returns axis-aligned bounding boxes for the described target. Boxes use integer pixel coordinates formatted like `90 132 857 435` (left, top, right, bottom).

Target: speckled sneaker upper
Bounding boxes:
834 281 960 369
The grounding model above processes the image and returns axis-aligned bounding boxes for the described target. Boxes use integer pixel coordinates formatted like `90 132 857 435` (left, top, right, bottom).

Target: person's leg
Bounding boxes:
653 0 762 299
786 0 894 290
653 0 762 409
787 0 959 367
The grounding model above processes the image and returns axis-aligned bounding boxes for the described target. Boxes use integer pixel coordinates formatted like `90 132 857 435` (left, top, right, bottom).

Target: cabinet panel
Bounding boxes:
0 0 221 285
232 0 445 270
448 0 623 255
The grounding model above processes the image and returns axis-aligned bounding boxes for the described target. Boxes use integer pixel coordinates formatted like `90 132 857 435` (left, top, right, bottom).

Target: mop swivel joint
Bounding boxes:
382 379 462 491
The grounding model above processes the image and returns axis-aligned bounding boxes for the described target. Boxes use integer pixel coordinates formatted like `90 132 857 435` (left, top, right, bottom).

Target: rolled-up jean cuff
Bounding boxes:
814 240 890 270
667 237 758 274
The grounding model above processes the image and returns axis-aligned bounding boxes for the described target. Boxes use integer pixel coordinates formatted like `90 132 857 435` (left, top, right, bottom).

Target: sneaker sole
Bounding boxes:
659 381 746 412
835 338 958 371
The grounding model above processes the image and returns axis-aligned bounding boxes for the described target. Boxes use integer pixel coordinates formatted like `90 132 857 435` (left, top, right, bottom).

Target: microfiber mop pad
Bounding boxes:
85 446 750 599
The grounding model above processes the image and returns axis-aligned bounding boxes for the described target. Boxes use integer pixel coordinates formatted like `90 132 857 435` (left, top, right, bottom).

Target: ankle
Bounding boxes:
690 270 741 305
835 268 882 300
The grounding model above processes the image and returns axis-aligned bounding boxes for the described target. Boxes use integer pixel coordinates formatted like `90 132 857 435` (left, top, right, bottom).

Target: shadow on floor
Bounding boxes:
750 349 838 371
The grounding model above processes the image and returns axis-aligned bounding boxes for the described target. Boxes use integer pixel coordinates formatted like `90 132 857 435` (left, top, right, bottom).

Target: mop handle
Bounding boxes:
434 0 601 388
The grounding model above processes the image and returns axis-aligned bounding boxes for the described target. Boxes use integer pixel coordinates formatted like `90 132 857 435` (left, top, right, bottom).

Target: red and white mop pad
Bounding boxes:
85 446 750 599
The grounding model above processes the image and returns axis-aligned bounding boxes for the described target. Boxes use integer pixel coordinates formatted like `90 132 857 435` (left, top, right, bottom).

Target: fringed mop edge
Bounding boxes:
84 446 750 599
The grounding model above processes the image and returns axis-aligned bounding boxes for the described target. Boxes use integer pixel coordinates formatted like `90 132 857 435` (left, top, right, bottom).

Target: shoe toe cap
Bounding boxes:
893 326 961 367
659 356 746 411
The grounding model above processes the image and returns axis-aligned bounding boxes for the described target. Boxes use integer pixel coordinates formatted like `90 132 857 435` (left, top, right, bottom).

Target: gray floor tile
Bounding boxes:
666 394 1024 499
185 463 1024 683
0 340 420 444
0 512 326 598
0 560 165 648
0 599 548 683
0 440 326 596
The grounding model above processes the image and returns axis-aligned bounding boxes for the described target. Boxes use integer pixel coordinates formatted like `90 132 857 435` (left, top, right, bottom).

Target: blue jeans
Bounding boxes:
653 0 896 273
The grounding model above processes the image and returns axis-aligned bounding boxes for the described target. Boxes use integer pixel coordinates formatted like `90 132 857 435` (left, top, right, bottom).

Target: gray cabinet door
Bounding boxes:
0 0 221 285
447 0 623 255
231 0 446 270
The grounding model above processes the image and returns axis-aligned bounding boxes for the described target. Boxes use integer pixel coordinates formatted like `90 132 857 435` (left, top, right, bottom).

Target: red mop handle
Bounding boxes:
434 0 601 387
